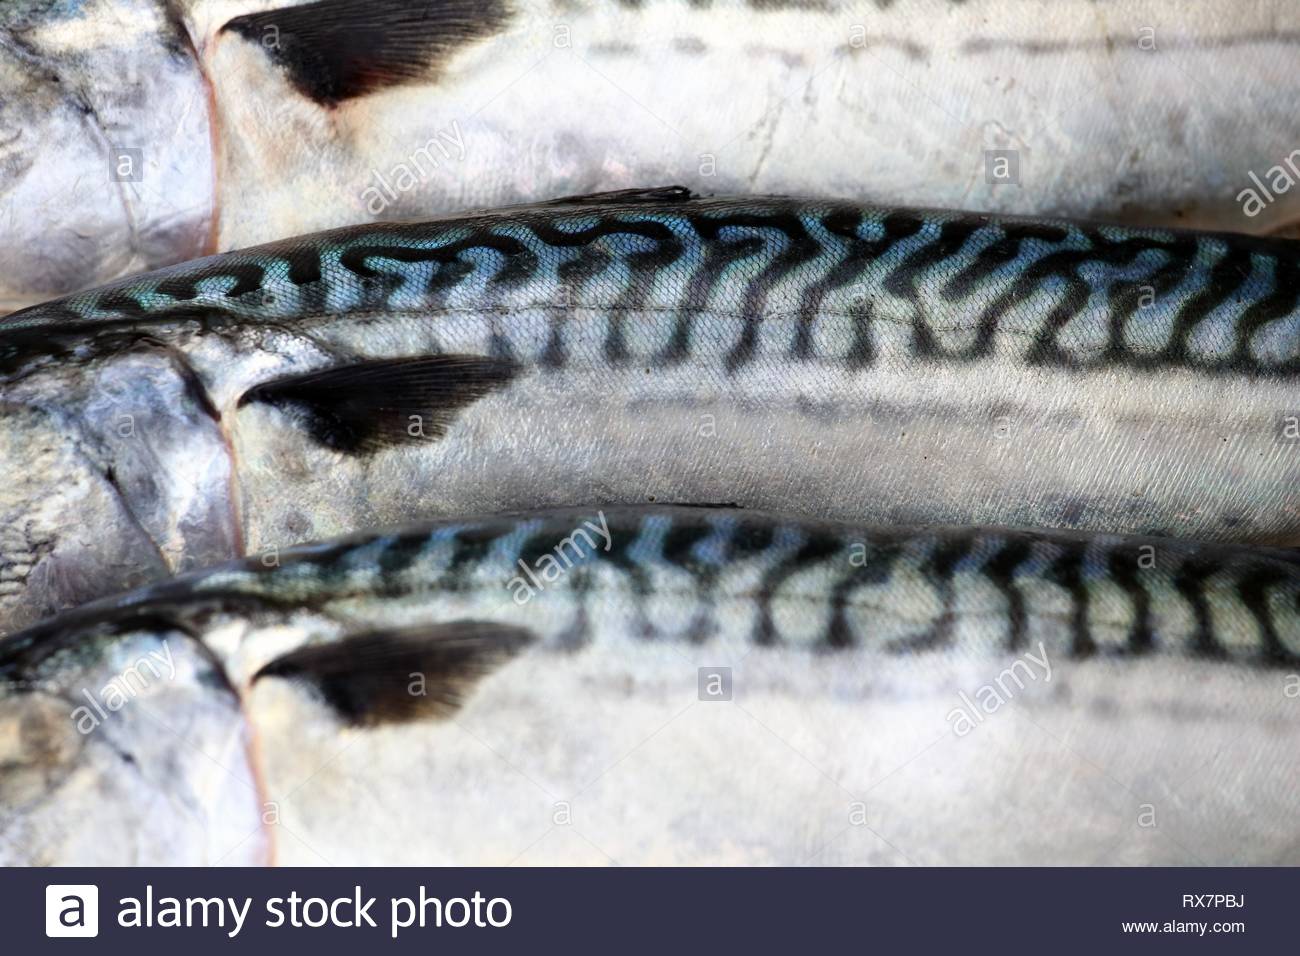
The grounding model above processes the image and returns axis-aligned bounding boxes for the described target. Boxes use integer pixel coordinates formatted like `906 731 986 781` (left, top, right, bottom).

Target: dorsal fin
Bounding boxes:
657 501 743 510
253 620 535 726
539 186 696 207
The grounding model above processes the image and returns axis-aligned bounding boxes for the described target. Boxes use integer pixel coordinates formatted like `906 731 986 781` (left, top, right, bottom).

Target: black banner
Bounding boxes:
9 867 1282 952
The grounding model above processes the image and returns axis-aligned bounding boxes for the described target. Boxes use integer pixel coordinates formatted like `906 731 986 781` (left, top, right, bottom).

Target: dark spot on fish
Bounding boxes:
748 0 831 10
963 30 1300 56
590 41 636 56
844 35 928 61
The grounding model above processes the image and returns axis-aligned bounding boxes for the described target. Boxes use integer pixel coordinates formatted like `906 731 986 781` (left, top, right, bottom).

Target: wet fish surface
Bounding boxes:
1 505 1297 865
5 0 1300 310
2 189 1298 633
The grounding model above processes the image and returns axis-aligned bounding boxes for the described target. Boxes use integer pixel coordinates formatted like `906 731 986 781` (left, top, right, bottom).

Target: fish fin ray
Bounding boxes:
539 186 695 207
238 353 520 454
219 0 510 105
252 619 535 726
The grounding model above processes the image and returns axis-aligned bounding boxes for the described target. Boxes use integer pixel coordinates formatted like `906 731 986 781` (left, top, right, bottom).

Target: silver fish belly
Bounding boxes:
5 0 1300 309
1 191 1297 632
1 506 1296 865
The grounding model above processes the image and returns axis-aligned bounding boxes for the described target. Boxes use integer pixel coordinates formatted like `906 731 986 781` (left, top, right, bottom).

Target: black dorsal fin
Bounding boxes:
253 620 535 726
238 354 520 454
658 501 743 509
539 186 695 207
220 0 510 106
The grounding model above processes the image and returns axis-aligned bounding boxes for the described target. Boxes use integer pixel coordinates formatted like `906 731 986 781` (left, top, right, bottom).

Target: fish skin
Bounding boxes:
6 0 1300 310
0 0 215 311
0 625 267 866
1 191 1298 633
1 506 1296 865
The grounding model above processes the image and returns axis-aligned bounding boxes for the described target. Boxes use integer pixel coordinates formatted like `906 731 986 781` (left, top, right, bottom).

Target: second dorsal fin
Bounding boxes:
539 186 696 207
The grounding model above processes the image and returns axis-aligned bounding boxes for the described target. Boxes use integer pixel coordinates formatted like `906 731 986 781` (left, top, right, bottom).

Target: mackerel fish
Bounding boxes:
4 0 1300 310
1 505 1297 865
2 189 1298 634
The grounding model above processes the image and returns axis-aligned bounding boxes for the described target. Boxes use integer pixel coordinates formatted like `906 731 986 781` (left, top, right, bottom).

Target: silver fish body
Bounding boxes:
4 0 1300 310
1 506 1297 865
0 0 215 311
2 191 1298 633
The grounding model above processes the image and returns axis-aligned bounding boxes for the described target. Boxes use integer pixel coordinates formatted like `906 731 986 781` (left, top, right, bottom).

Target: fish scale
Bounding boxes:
1 505 1298 866
9 197 1298 376
7 0 1300 320
5 506 1294 665
1 191 1298 635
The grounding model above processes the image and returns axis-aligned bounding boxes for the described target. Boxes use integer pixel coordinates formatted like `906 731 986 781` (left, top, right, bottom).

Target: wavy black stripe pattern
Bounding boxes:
28 198 1294 380
215 510 1300 665
7 509 1297 670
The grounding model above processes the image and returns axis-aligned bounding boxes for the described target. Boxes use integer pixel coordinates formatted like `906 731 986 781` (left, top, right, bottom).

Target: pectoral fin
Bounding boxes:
252 620 535 726
220 0 511 106
238 353 520 454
